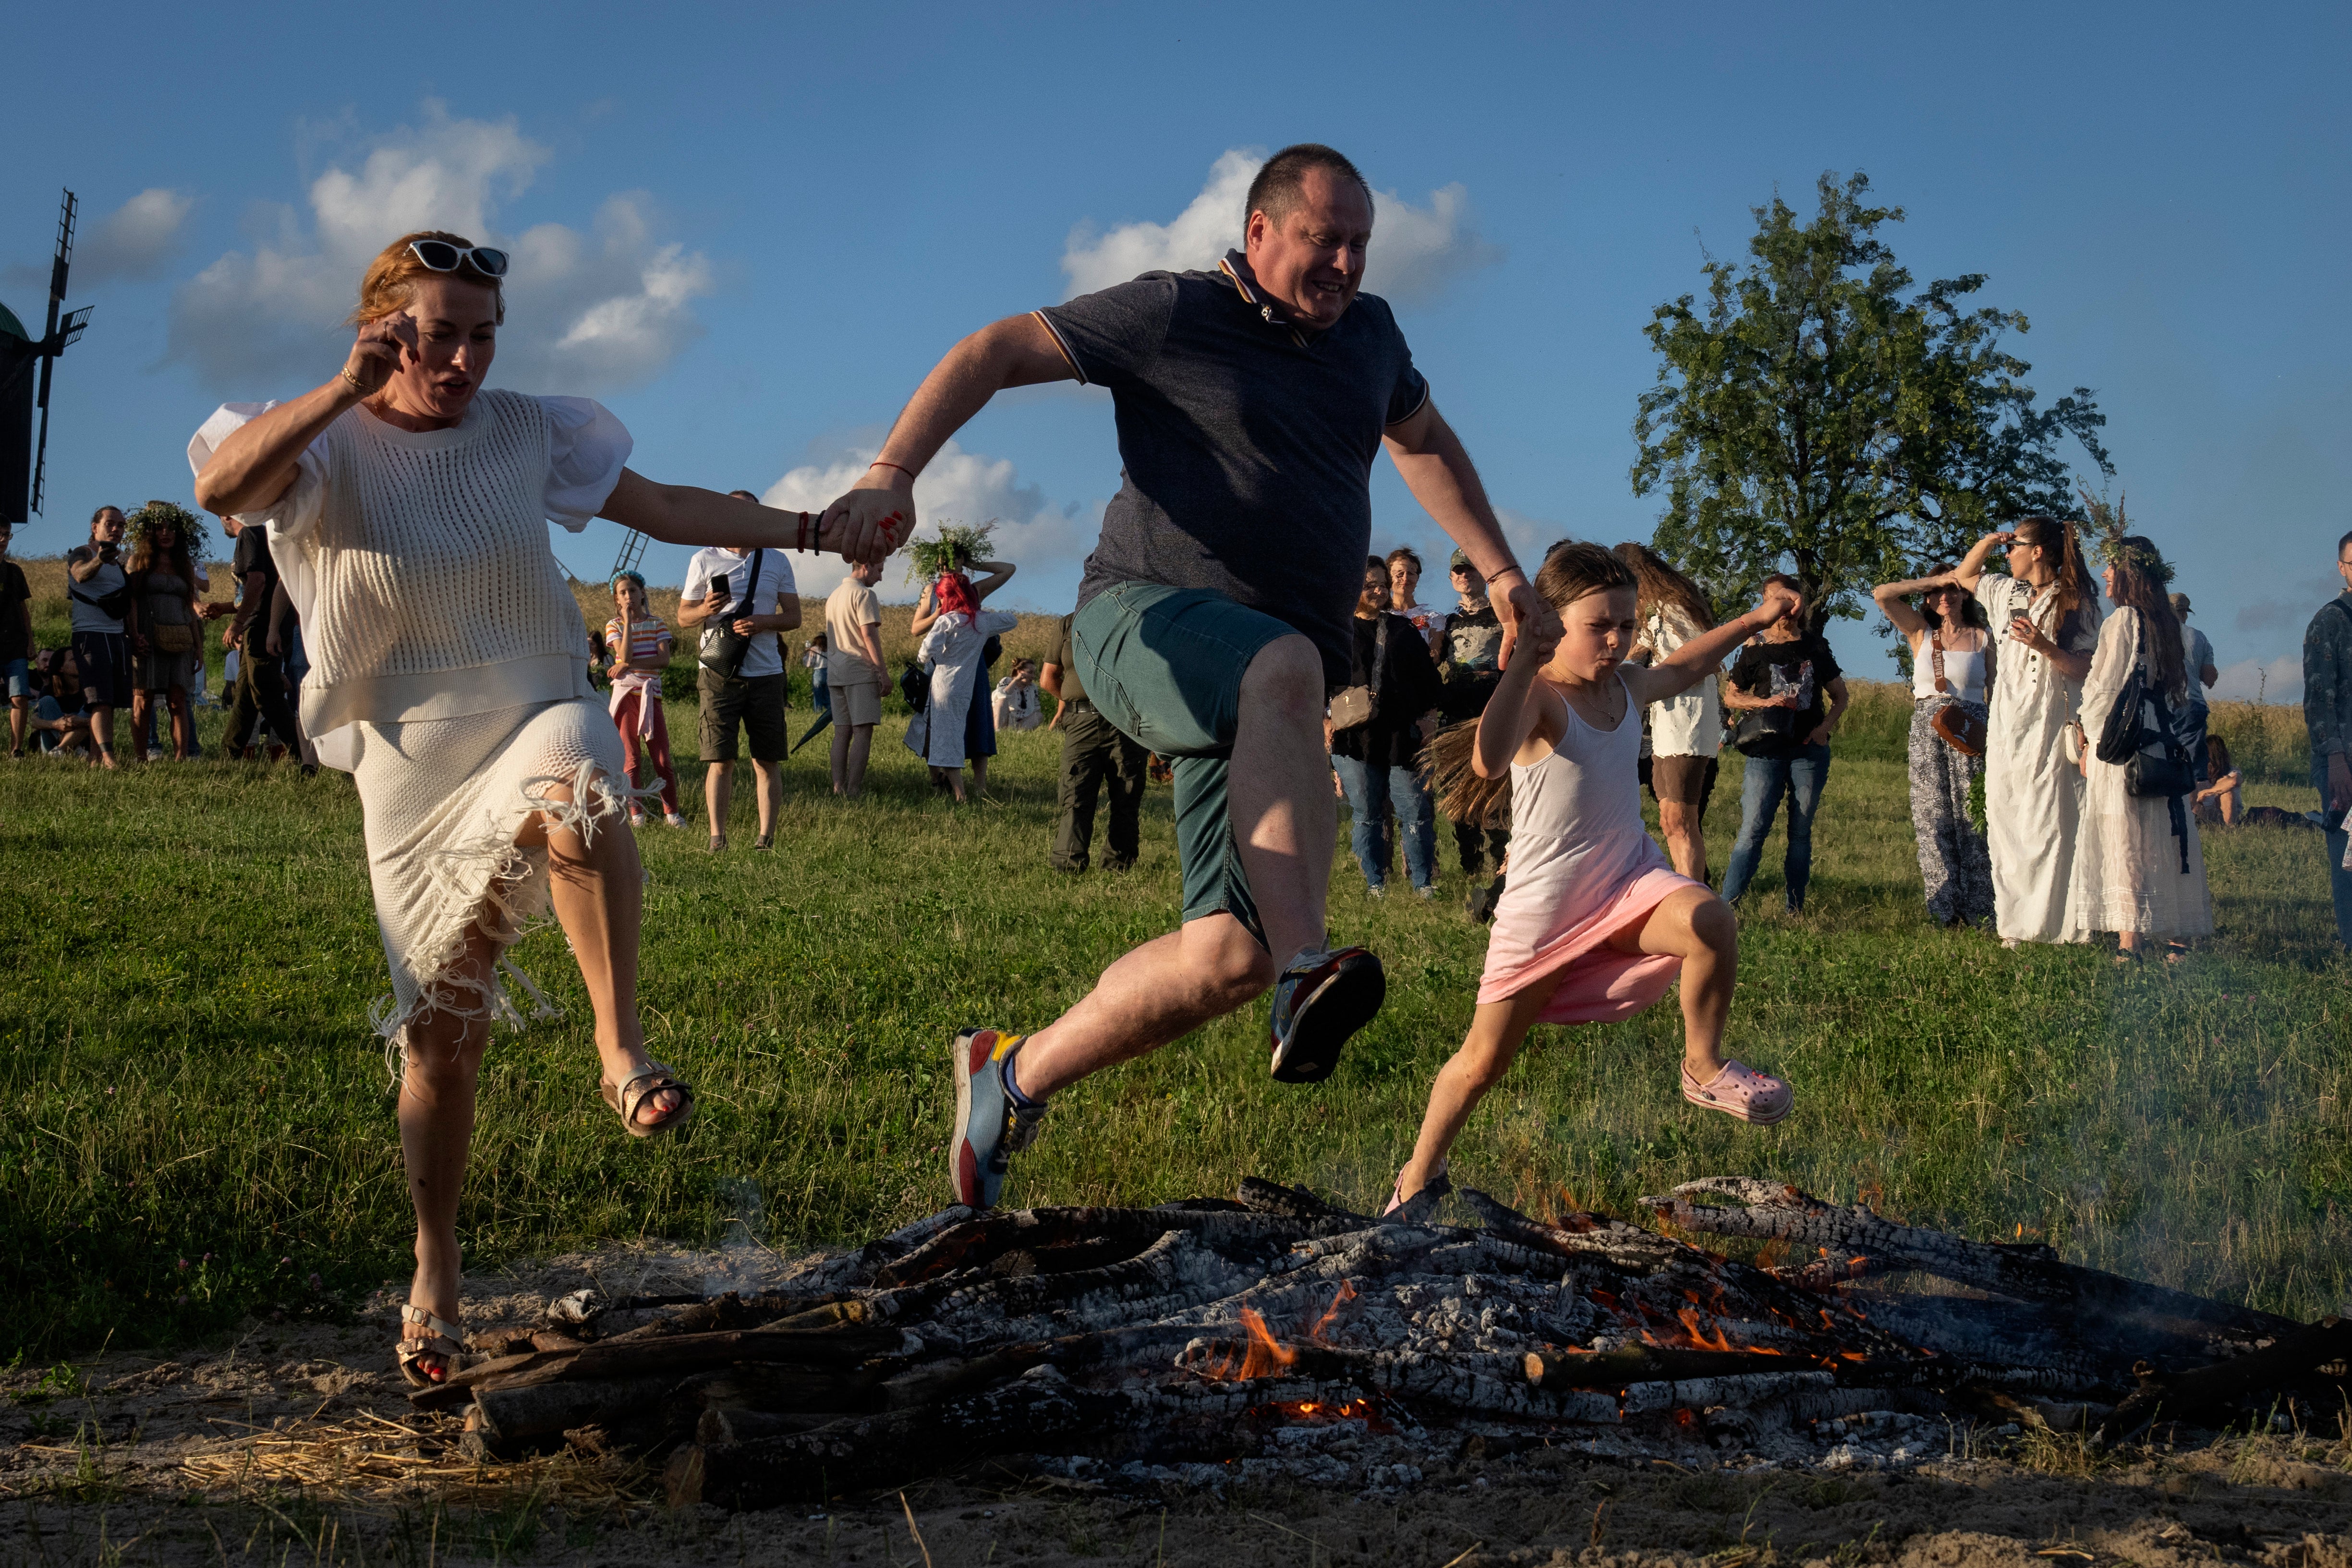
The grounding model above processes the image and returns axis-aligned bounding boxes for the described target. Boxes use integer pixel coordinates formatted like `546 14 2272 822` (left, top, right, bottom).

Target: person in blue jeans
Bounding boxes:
1720 576 1849 913
2301 529 2352 950
1331 557 1446 897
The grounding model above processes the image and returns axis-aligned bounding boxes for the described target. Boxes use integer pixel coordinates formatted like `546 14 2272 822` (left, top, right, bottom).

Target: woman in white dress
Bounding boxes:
1947 517 2101 946
907 555 1017 801
1616 542 1723 884
2067 535 2212 960
190 231 895 1387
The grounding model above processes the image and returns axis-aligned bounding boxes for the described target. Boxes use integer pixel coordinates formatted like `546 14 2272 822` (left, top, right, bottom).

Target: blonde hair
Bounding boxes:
1430 540 1635 828
349 230 506 327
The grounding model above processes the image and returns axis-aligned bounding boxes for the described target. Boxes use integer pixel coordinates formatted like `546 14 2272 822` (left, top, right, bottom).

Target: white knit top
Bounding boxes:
188 391 631 769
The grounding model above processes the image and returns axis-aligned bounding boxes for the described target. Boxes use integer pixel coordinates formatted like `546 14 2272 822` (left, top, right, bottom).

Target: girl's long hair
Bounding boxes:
1611 541 1714 633
1428 541 1635 828
2012 514 2099 634
2106 535 2189 701
2206 731 2234 780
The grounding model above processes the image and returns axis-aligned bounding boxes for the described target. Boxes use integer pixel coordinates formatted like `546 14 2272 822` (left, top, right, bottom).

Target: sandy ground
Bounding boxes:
4 1243 2348 1567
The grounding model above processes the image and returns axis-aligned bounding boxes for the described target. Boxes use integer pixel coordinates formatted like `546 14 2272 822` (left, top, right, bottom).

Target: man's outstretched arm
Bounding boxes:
1382 399 1557 662
822 314 1077 543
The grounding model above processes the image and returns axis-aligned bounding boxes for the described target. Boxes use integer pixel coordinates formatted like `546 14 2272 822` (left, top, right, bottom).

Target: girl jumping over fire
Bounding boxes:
1388 542 1800 1212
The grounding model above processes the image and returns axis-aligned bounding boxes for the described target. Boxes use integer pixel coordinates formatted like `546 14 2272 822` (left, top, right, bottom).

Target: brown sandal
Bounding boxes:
600 1060 697 1137
395 1303 468 1388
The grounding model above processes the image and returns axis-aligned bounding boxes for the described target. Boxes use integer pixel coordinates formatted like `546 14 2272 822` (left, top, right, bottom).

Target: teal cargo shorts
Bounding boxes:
1071 583 1298 948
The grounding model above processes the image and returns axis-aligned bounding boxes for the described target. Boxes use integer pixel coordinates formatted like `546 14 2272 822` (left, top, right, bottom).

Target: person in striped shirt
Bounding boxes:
606 572 686 827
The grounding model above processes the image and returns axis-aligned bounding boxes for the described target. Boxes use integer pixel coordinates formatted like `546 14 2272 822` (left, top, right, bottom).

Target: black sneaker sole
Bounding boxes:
1271 951 1387 1085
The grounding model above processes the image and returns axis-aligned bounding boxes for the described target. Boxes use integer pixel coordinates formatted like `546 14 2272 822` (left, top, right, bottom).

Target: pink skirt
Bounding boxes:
1476 865 1700 1024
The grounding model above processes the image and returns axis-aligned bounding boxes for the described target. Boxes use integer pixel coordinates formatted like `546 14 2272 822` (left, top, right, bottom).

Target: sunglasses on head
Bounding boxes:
408 240 509 278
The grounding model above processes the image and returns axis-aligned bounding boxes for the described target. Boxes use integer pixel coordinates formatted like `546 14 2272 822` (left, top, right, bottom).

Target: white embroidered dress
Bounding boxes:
1975 575 2098 943
2066 606 2214 937
188 391 635 1050
906 606 1019 767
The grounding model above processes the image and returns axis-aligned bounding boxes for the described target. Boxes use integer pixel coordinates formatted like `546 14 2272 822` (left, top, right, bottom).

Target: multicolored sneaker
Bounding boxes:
1269 947 1386 1084
950 1028 1049 1209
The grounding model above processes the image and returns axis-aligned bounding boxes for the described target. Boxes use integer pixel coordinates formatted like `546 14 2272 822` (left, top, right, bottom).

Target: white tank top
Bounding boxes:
1913 634 1986 704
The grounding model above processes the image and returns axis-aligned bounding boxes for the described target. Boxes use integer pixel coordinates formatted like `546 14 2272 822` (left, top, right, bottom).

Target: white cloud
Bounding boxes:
1060 150 1501 304
763 439 1100 599
2210 655 2302 705
167 104 710 394
78 189 196 285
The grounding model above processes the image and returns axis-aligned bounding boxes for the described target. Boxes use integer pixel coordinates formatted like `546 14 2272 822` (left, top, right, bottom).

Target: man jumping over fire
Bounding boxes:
824 143 1553 1209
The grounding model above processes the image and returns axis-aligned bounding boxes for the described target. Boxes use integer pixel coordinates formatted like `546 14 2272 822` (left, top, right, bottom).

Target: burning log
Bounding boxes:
418 1174 2305 1509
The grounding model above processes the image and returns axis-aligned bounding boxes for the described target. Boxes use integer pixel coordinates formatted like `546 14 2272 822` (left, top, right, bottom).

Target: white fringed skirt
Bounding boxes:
349 698 635 1063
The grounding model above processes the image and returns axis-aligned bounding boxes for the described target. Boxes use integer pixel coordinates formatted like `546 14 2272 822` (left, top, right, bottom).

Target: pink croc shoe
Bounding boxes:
1681 1059 1794 1125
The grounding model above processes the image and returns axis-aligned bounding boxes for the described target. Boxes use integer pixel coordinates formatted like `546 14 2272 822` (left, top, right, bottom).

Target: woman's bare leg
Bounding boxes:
518 780 683 1122
396 927 497 1381
1606 883 1737 1078
168 686 194 759
130 692 154 762
1396 968 1568 1202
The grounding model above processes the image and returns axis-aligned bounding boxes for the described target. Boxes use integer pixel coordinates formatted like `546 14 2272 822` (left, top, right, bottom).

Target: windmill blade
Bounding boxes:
28 191 78 517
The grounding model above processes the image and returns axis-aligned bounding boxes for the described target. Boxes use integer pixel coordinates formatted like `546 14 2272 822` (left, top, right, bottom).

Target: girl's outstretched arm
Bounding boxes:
1625 582 1800 707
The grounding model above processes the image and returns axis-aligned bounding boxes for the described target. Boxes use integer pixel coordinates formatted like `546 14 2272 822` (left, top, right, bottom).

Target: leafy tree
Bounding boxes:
1631 171 2112 632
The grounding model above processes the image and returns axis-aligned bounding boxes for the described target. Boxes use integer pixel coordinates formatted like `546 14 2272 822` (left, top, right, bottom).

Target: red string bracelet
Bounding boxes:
869 460 917 482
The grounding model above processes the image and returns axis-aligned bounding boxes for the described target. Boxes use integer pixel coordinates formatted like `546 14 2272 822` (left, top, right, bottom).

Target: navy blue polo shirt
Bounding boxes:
1039 250 1429 684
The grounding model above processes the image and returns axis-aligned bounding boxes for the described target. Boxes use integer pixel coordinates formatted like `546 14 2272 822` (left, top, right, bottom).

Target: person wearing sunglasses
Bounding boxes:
187 229 902 1394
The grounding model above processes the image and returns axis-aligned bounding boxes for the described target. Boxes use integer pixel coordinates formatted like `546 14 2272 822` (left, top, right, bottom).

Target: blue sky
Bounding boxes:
6 1 2346 696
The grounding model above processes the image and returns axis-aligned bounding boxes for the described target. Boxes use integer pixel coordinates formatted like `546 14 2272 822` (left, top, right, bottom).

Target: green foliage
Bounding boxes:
906 521 998 583
1632 170 2113 630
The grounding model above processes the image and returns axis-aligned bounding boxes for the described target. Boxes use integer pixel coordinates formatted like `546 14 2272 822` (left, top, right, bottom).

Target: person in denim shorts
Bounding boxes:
824 144 1555 1210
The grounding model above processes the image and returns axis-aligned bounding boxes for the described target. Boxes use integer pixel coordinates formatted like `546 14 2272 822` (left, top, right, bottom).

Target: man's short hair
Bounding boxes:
1762 572 1804 595
2338 528 2352 560
727 489 760 503
1246 144 1372 230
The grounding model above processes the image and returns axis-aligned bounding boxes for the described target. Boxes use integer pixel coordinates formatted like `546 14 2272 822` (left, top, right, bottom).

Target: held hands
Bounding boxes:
817 469 915 567
1493 576 1561 671
342 310 416 399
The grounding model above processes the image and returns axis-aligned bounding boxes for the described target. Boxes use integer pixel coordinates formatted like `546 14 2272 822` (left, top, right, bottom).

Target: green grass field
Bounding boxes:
3 577 2348 1362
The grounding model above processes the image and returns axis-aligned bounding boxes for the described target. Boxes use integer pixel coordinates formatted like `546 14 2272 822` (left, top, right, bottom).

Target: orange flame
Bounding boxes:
1308 1281 1359 1343
1208 1307 1299 1380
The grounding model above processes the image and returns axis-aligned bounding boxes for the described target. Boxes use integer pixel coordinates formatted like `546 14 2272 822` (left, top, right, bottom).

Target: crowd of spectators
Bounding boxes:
15 488 2348 962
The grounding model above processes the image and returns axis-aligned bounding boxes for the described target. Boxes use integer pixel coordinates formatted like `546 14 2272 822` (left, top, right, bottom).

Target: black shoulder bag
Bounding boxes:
2093 626 2197 870
697 549 764 678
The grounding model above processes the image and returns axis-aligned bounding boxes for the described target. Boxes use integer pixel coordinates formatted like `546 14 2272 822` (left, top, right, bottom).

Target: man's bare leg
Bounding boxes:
1658 799 1708 883
1222 634 1336 965
704 759 733 843
842 724 873 796
1009 634 1332 1099
752 760 781 839
1012 914 1271 1096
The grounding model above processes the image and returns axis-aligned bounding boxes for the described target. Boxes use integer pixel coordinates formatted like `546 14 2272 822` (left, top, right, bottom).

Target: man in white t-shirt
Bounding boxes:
823 559 886 799
679 493 801 851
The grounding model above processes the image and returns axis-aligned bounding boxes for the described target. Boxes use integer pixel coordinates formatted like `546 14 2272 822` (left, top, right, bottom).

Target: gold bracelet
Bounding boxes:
339 366 365 397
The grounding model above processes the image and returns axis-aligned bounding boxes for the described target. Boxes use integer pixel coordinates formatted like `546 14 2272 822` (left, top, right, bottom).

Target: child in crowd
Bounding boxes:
1389 542 1802 1212
605 572 687 829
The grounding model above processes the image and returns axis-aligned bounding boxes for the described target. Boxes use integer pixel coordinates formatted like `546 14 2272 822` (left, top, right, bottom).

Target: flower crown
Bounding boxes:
907 519 998 583
2077 486 2174 585
124 500 208 563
